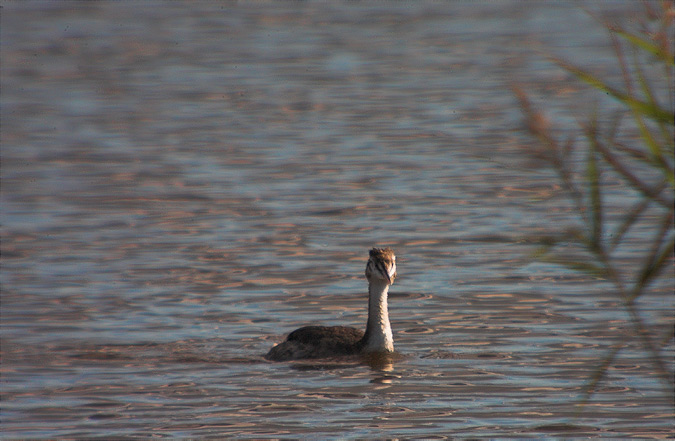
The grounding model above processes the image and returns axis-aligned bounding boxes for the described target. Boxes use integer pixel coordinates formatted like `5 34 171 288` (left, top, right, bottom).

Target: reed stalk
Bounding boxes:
514 1 674 407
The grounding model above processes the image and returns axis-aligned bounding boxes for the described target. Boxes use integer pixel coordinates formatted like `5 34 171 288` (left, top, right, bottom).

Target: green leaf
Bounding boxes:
576 341 624 415
610 198 650 250
539 253 607 279
597 138 673 208
613 28 674 66
631 231 675 299
584 124 603 249
631 51 675 183
553 58 674 125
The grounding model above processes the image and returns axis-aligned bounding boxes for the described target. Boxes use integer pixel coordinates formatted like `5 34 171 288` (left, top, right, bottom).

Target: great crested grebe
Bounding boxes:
265 247 397 361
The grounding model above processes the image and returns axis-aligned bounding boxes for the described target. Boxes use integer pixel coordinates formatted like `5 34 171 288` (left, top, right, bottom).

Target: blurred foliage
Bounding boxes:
514 1 674 406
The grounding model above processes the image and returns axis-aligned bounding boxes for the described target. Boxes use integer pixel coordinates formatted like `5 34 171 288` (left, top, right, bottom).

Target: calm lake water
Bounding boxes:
2 1 673 439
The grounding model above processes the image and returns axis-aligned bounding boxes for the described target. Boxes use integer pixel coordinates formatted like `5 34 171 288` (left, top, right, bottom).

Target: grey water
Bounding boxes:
2 1 673 439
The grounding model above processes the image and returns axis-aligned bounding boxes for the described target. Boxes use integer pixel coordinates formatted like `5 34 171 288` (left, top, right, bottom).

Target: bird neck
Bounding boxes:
361 279 394 352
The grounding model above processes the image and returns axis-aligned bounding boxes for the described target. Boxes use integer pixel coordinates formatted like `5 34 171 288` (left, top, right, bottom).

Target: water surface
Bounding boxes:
2 1 673 439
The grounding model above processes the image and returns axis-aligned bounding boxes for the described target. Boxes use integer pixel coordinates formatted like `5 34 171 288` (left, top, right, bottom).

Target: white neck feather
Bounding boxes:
362 279 394 352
